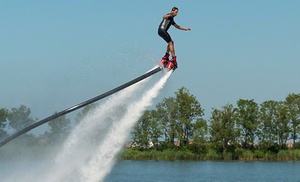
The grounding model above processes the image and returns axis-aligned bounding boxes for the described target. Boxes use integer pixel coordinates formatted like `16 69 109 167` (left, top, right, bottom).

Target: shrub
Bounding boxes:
241 150 254 160
223 152 233 160
253 150 264 159
206 149 222 160
264 151 277 160
277 150 289 160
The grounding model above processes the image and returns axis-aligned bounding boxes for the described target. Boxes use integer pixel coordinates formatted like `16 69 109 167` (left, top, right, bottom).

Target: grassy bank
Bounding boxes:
1 145 300 161
121 148 206 160
120 148 300 161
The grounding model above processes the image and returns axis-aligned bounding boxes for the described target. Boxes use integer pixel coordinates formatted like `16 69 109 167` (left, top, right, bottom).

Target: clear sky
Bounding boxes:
1 0 299 121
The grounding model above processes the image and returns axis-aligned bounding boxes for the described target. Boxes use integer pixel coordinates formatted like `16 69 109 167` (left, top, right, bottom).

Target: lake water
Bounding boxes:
0 160 299 181
106 160 300 182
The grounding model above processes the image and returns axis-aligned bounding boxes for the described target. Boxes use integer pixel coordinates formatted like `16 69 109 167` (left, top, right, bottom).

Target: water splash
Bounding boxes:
81 70 173 182
44 67 172 182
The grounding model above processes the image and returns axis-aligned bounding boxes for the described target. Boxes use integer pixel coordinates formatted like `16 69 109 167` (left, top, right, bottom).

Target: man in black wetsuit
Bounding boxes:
158 7 191 69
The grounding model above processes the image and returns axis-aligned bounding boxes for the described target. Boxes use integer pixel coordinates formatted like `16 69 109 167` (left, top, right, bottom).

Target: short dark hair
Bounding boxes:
172 7 178 11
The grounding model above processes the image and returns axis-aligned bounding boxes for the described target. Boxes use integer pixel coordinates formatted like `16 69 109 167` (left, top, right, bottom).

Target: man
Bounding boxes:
158 7 191 69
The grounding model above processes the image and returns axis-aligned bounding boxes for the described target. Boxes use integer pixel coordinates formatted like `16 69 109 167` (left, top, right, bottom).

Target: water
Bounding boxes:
1 160 299 181
106 160 300 182
0 160 300 182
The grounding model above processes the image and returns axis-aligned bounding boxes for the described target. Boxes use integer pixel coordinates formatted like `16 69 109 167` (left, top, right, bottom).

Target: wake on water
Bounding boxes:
44 66 172 182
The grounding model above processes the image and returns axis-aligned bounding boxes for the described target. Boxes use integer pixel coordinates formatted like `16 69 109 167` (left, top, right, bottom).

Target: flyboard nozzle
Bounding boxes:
165 61 174 69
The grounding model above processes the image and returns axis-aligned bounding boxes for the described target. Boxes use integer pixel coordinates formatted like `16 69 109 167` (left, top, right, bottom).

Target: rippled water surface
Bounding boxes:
106 160 300 182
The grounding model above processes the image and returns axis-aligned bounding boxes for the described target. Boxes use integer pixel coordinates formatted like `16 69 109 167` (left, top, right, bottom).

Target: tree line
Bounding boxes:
1 87 300 159
132 88 300 152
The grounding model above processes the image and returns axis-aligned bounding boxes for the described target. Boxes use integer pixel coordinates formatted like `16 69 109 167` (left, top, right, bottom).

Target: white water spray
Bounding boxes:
43 66 172 182
59 66 159 159
81 70 173 182
46 68 158 182
1 66 172 182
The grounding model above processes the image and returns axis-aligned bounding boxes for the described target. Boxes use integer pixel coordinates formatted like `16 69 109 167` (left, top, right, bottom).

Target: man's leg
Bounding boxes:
168 41 177 69
165 45 170 54
168 41 175 57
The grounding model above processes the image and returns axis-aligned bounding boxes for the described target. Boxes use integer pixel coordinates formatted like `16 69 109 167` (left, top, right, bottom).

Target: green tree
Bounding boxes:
7 105 37 145
156 87 205 147
8 105 36 131
0 108 9 140
258 100 290 149
236 99 259 149
285 93 300 147
175 87 205 146
132 110 162 149
209 104 239 153
191 118 208 153
258 101 278 149
47 114 71 145
274 101 290 148
156 97 179 145
147 110 163 148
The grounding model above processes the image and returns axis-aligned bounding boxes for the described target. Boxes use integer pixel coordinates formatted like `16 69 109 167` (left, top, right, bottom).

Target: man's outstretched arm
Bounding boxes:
174 24 191 31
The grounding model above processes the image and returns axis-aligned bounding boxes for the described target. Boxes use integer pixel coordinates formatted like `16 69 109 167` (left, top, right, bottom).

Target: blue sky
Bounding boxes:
1 0 299 121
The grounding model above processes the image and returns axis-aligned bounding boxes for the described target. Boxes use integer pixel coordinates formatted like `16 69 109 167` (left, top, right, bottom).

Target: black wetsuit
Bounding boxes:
158 14 176 43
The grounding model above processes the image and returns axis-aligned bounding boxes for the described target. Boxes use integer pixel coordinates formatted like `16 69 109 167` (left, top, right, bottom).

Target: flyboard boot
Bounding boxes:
160 53 170 68
165 56 177 70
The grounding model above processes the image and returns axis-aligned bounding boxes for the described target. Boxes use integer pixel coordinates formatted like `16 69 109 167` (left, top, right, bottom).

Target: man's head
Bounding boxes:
171 7 179 16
